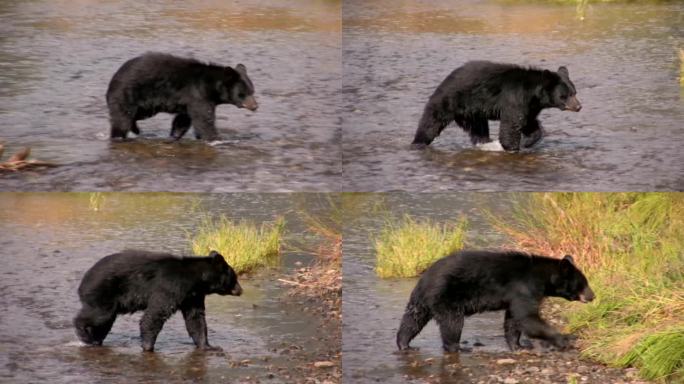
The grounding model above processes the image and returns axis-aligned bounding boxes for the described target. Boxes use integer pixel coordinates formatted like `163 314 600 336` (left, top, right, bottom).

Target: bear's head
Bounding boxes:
217 64 258 111
204 250 242 296
541 67 581 112
549 255 594 303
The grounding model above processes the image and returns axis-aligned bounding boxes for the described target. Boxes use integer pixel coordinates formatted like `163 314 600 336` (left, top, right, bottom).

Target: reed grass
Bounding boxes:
190 215 285 274
375 216 468 278
490 193 684 381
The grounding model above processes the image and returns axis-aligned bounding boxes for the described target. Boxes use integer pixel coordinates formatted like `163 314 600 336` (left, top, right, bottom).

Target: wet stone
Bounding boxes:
313 361 335 368
496 358 517 365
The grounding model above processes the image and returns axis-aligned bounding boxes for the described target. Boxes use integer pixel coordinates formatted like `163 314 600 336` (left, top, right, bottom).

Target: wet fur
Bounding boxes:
412 61 578 151
106 52 255 141
396 250 593 352
74 250 241 352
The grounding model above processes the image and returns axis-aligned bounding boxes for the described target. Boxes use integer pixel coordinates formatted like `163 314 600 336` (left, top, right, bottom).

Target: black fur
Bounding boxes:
412 61 581 151
106 52 258 141
74 250 242 352
396 250 594 352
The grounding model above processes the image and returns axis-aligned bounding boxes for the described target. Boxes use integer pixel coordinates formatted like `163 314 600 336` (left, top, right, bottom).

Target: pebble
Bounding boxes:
541 368 554 375
503 378 520 384
496 358 517 365
314 361 335 368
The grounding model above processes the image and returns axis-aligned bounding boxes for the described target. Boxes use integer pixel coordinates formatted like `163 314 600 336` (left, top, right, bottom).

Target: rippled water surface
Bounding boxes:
0 193 338 383
342 0 684 191
342 193 523 382
0 0 341 191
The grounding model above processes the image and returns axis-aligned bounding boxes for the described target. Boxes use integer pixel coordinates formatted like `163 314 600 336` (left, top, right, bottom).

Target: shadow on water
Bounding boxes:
0 0 341 191
0 193 339 383
342 193 520 382
342 0 684 191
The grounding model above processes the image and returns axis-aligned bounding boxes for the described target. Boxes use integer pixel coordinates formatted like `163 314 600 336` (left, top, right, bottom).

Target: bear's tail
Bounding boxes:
396 290 432 350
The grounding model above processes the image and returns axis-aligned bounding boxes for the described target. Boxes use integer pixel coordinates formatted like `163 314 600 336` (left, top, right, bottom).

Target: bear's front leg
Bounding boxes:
522 118 544 148
170 113 192 140
412 105 449 146
503 309 533 351
181 298 221 351
499 111 525 151
435 310 468 353
108 105 135 140
464 117 491 145
74 306 116 346
509 300 568 350
140 302 176 352
188 103 219 141
396 302 432 351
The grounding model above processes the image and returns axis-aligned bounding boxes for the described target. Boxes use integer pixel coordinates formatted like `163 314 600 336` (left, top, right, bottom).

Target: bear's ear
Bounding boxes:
560 255 575 275
235 64 247 75
557 66 569 78
209 250 223 260
542 70 556 88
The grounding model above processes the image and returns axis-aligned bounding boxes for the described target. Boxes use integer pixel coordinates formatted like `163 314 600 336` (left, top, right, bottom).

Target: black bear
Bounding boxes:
106 52 258 141
412 61 581 151
396 250 594 352
74 250 242 352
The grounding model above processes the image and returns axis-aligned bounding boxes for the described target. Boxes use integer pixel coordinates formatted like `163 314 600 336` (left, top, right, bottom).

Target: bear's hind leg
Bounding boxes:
396 302 432 350
434 309 466 353
170 113 192 140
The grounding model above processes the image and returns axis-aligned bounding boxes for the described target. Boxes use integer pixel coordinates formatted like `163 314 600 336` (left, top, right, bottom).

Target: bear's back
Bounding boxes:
77 251 184 305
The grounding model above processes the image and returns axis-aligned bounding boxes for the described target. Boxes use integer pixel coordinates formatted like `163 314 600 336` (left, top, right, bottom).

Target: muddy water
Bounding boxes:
0 0 341 191
342 193 522 382
0 193 338 383
342 0 684 191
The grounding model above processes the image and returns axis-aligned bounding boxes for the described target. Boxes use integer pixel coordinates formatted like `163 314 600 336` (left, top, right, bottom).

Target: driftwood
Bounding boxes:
0 145 56 172
277 278 315 288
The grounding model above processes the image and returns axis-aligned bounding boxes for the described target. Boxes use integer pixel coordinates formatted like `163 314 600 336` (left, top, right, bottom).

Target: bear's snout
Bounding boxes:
565 96 582 112
230 283 243 296
242 96 258 111
579 287 595 303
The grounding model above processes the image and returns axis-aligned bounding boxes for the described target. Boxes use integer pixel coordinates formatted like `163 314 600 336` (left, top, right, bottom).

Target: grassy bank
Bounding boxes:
375 216 467 278
491 193 684 382
190 215 285 274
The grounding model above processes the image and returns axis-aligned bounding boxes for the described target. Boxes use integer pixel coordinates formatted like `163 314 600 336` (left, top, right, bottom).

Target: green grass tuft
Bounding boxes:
619 327 684 381
375 216 467 278
190 215 285 274
490 193 684 381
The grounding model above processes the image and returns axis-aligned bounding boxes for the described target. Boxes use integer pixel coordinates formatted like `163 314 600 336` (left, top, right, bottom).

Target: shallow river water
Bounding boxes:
342 0 684 191
342 193 517 382
0 193 338 383
0 0 341 191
